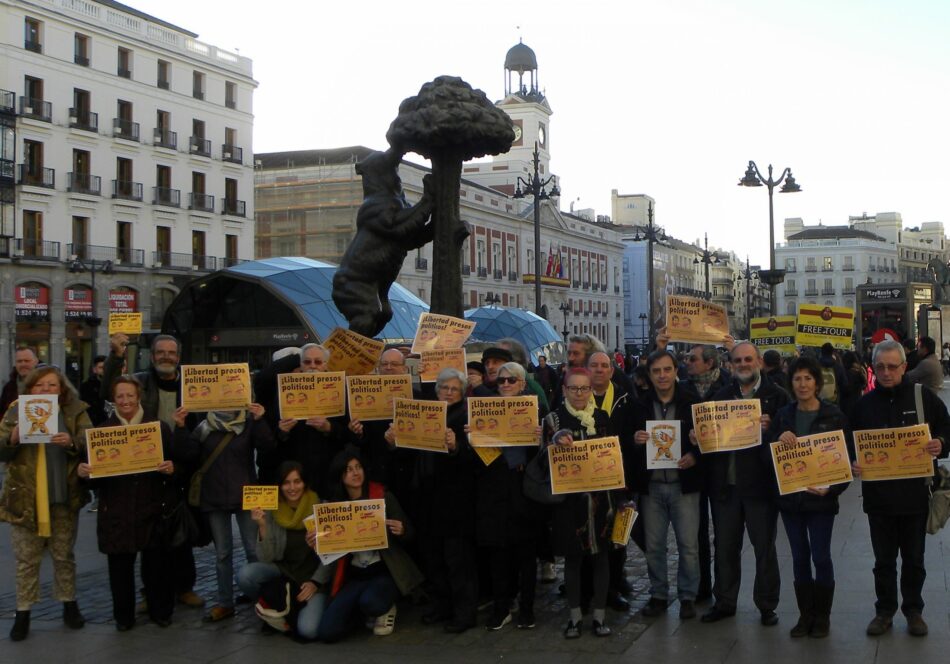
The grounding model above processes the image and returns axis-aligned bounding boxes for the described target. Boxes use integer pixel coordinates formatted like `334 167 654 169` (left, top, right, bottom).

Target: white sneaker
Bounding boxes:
373 604 397 636
541 562 557 583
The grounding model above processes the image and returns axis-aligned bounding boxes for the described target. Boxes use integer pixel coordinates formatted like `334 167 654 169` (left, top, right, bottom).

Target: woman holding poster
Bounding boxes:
77 375 187 632
544 368 615 639
767 356 851 639
314 448 423 642
0 366 93 641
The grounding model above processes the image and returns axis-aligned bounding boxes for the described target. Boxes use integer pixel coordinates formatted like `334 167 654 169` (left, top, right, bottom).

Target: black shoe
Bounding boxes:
116 621 134 632
444 620 475 634
153 617 172 628
679 600 696 620
421 609 451 625
235 594 254 605
640 598 668 617
695 589 713 604
592 620 611 637
607 592 630 612
760 610 779 626
564 620 581 639
516 608 536 629
701 605 736 623
63 601 85 629
907 613 928 637
10 610 29 641
617 577 635 596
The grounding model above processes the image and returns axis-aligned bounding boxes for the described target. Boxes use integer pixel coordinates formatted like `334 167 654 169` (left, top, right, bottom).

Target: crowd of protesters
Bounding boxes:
0 327 948 645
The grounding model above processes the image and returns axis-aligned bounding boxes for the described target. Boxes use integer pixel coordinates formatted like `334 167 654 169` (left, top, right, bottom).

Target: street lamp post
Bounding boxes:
513 142 559 317
632 202 664 346
693 233 720 301
738 160 802 315
736 256 759 339
558 301 570 344
638 312 647 349
68 257 114 359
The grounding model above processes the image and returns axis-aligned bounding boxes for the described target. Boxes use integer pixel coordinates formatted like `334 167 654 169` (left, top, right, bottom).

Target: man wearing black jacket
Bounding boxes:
851 339 950 637
701 342 790 626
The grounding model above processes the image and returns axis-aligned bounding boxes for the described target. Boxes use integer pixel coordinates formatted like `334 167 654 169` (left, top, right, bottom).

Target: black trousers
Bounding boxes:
488 537 537 615
710 488 780 612
868 512 927 617
171 543 196 594
108 547 175 626
423 534 477 624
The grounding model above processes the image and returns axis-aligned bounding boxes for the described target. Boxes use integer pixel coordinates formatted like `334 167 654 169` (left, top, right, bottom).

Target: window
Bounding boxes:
192 71 205 100
115 100 137 140
844 255 854 270
116 222 132 262
192 230 206 261
22 210 43 256
192 171 206 194
155 109 174 148
805 257 816 271
71 217 88 257
22 76 47 120
115 157 135 199
476 239 485 268
157 59 170 89
24 17 41 53
225 234 238 264
225 81 236 109
823 256 833 271
844 277 854 293
74 33 89 66
156 226 171 264
70 88 95 130
117 47 132 78
21 140 47 186
155 165 174 205
191 119 208 155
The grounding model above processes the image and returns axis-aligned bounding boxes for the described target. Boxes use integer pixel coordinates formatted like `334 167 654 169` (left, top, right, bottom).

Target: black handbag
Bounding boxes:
523 446 564 505
160 500 201 549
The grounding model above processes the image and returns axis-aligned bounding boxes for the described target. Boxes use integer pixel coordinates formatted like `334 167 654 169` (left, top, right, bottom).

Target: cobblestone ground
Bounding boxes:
0 528 693 654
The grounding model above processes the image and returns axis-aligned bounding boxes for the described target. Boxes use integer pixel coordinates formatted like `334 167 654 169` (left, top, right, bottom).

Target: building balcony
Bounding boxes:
415 257 427 270
843 288 856 295
67 243 144 266
785 266 797 273
153 251 216 271
508 271 518 282
67 172 101 195
462 265 471 276
222 144 243 164
158 79 170 90
17 165 54 188
189 192 214 212
843 265 855 271
153 128 177 149
573 281 580 288
19 97 51 122
784 289 798 297
869 265 876 271
821 288 836 295
804 265 817 272
118 67 132 79
493 269 503 280
477 266 488 278
614 286 620 293
220 256 244 268
112 180 143 201
15 239 59 261
152 187 180 207
74 54 89 67
583 282 590 289
222 198 246 217
189 136 211 157
0 90 14 114
69 108 98 132
25 39 42 53
193 88 204 101
113 118 140 141
821 267 834 272
804 288 818 296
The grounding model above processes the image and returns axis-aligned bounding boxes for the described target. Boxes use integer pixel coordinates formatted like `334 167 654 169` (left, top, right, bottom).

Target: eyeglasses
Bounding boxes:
438 385 462 393
874 362 905 372
497 376 521 385
565 385 592 394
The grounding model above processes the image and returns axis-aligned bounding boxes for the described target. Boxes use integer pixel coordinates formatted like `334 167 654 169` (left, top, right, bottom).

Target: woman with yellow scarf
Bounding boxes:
0 365 92 641
239 460 324 640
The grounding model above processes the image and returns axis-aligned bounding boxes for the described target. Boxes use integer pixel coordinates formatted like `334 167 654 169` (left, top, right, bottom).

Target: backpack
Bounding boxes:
819 365 838 403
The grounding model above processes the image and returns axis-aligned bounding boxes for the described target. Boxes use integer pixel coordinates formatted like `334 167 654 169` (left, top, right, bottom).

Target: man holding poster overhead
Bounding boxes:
702 342 789 626
850 339 950 637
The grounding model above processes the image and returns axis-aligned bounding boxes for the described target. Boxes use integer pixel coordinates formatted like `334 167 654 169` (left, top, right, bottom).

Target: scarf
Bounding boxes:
35 441 50 537
596 381 615 417
116 406 145 426
692 367 720 399
565 396 598 436
205 410 247 436
275 489 319 530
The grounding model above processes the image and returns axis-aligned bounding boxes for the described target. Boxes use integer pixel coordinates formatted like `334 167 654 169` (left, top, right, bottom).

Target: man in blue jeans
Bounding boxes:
631 350 702 619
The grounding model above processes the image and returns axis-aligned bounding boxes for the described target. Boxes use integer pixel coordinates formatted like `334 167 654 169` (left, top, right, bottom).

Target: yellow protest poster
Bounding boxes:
854 424 934 481
467 396 539 447
346 375 412 422
85 422 164 479
795 304 854 350
418 348 467 383
549 436 626 495
473 446 502 467
181 364 251 411
314 498 388 555
18 395 58 444
611 504 639 546
242 486 279 510
108 312 143 335
278 372 345 419
410 313 476 354
691 400 762 453
770 430 853 495
750 316 798 354
323 327 385 375
393 398 448 453
665 295 730 345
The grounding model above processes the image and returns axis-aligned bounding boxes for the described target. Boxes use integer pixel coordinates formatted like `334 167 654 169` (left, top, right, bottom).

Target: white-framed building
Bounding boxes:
0 0 256 381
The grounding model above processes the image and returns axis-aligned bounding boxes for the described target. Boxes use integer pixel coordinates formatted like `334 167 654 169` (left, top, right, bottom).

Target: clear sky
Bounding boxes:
132 0 950 268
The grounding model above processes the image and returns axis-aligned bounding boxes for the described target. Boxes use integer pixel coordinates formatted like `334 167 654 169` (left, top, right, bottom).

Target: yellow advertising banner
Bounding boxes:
549 436 626 495
795 304 855 350
419 348 467 383
392 398 447 453
85 421 164 479
467 396 539 447
314 498 388 555
346 375 412 422
770 430 853 495
611 504 639 546
854 424 935 481
324 327 385 375
242 485 279 510
691 400 762 453
108 312 143 335
410 313 476 354
750 316 798 354
665 295 730 345
181 364 251 411
278 372 345 419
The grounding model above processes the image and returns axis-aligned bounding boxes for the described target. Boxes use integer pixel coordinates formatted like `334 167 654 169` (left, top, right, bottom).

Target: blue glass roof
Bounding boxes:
227 257 429 342
464 306 565 365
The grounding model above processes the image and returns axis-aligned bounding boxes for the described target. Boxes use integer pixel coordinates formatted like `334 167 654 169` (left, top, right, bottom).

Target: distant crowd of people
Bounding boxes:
0 327 947 644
